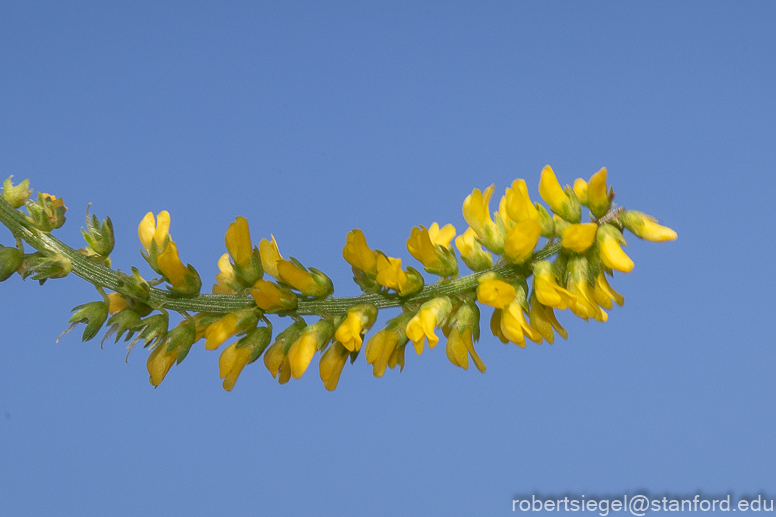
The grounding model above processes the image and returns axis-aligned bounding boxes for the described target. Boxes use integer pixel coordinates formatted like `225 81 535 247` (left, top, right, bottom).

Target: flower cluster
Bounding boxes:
0 168 676 391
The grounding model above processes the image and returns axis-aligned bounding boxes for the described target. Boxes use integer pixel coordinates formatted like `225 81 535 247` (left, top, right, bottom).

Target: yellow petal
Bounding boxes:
561 223 597 253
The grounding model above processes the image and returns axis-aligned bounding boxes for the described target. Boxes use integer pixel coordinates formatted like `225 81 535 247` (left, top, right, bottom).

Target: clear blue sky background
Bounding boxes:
1 2 774 516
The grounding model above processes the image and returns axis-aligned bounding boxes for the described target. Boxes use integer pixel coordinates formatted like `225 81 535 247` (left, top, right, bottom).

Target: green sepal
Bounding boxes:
239 326 273 364
81 205 114 257
2 176 32 208
68 301 109 342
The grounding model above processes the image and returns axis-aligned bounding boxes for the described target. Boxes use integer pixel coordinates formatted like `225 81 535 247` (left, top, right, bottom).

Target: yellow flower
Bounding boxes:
263 340 291 384
500 299 542 347
138 210 170 254
375 253 423 296
319 342 349 391
620 211 677 242
147 342 178 388
533 261 576 310
528 293 568 344
250 279 297 312
287 319 336 380
592 271 624 309
446 327 486 372
212 253 237 294
107 292 128 314
365 328 400 378
538 165 581 223
476 274 516 309
259 235 283 279
387 345 406 372
335 304 378 352
490 309 509 344
405 297 453 354
276 259 334 298
505 179 539 223
462 184 505 253
597 224 634 273
218 342 251 392
406 223 457 276
455 227 493 271
586 167 611 218
503 218 541 264
566 257 608 322
561 223 598 253
224 216 253 269
204 309 259 350
342 229 378 276
573 178 588 205
157 241 201 294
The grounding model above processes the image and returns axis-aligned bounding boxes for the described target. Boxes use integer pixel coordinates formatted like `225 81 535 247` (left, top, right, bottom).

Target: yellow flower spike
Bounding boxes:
501 299 542 347
224 217 253 269
157 241 201 294
375 253 424 296
204 309 259 351
597 224 634 273
342 229 378 276
620 211 678 242
533 261 576 310
287 319 336 380
476 274 517 309
455 227 493 271
503 218 541 264
250 279 298 312
505 179 539 223
147 341 178 388
213 253 237 294
259 235 283 280
218 342 251 392
538 165 581 223
462 184 506 254
561 223 598 253
405 296 453 354
586 167 611 219
107 292 128 315
573 178 588 206
593 271 625 308
319 342 349 391
335 304 378 352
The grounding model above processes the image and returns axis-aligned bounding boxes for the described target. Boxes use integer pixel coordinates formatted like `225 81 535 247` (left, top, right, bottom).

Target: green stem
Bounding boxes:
1 197 561 315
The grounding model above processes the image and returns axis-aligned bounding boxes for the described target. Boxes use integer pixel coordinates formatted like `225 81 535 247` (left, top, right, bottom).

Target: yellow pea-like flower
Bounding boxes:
287 319 336 380
204 309 258 350
250 279 297 312
365 328 400 378
263 341 291 384
505 179 539 223
224 216 253 269
218 342 251 392
319 342 349 391
561 223 598 253
490 309 509 344
335 304 378 352
375 253 423 296
533 261 576 310
538 165 581 223
597 224 634 273
406 223 457 277
156 241 195 292
343 229 378 276
147 342 178 388
259 235 283 279
573 178 588 205
445 327 486 373
276 259 334 298
476 274 516 309
213 253 237 294
586 167 611 218
455 227 493 271
462 184 505 254
620 211 677 242
503 218 541 264
566 257 608 322
500 299 542 347
592 271 624 309
528 294 568 344
405 296 453 354
107 292 128 314
138 210 170 254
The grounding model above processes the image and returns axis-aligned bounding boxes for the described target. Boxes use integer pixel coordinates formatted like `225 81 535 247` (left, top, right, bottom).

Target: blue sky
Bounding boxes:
1 2 774 516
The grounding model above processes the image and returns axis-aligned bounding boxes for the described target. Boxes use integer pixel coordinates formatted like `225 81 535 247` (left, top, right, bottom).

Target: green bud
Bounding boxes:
81 205 114 257
116 267 151 301
25 192 67 232
0 243 24 281
19 252 72 282
239 326 273 364
2 176 32 208
67 301 109 342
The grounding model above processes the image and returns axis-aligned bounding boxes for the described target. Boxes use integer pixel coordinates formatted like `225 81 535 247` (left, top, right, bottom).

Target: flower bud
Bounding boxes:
81 207 114 257
586 167 612 219
276 258 334 298
25 192 67 232
620 210 677 242
0 243 23 281
455 227 493 271
538 165 581 223
596 224 634 273
2 176 32 208
225 217 263 285
462 184 506 254
250 279 298 312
